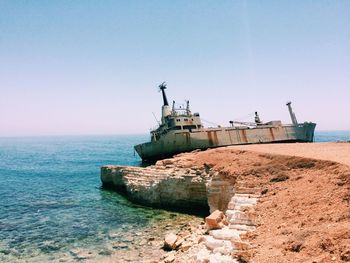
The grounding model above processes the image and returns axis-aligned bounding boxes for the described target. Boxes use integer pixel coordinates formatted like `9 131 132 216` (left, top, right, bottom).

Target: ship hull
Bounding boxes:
134 123 316 161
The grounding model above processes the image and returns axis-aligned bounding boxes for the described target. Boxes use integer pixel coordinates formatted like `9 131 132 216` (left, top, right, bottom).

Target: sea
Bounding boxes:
0 131 349 262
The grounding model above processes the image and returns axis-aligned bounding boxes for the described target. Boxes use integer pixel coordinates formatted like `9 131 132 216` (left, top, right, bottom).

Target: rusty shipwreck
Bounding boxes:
134 83 316 161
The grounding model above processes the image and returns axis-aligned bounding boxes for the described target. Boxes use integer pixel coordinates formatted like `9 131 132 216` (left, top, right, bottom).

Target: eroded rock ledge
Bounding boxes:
101 156 239 215
101 163 209 213
100 152 260 262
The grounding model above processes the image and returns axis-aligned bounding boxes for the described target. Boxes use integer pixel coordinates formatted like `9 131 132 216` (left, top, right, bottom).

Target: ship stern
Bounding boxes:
302 122 317 142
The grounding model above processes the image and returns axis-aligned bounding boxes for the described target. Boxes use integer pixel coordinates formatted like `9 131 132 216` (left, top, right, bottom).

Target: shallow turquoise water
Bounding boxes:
0 135 192 262
0 131 349 261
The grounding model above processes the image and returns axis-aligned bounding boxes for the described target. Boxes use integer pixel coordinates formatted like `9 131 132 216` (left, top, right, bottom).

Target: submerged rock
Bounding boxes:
69 248 94 260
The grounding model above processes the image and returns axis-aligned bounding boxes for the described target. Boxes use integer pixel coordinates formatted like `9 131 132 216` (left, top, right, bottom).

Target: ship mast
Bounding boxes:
158 82 172 124
159 82 169 106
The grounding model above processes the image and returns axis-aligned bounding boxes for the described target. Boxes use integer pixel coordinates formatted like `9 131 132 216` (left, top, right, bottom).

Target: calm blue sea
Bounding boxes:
0 134 196 262
314 130 350 142
0 131 349 261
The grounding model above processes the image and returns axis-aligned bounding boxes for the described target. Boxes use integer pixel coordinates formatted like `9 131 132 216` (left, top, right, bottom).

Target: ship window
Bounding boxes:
176 119 180 121
184 118 188 121
183 125 197 130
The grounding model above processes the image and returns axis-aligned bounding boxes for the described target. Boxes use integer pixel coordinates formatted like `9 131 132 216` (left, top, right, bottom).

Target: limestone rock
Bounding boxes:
162 159 174 165
213 244 232 255
204 236 232 251
195 248 211 263
180 241 192 252
206 172 235 212
100 165 208 211
197 247 235 263
164 254 176 263
164 233 178 250
175 237 184 248
205 210 227 230
232 240 250 251
209 228 240 241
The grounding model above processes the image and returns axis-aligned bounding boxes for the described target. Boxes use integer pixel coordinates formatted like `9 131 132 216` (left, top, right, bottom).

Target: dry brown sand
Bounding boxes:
232 142 350 166
174 142 350 262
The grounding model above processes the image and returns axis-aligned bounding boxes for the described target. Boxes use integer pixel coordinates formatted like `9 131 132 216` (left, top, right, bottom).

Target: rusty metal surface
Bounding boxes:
240 130 248 143
135 123 316 161
269 128 275 141
134 84 316 161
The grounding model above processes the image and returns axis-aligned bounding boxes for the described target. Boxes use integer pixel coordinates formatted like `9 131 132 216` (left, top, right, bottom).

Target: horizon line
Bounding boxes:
0 129 350 139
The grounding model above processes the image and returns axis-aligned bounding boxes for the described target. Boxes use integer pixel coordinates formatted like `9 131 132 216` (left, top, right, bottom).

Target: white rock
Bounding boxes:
180 240 192 252
213 242 233 255
164 254 176 263
231 196 257 205
225 210 236 219
209 228 240 241
209 253 237 263
229 224 256 232
204 236 232 251
229 211 249 221
164 233 178 250
195 248 211 263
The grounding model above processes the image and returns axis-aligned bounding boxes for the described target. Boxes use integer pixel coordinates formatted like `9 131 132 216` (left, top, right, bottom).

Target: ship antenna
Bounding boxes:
158 82 169 106
152 112 160 125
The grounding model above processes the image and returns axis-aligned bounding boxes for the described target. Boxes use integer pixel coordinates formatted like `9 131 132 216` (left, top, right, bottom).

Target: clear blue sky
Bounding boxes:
1 0 349 136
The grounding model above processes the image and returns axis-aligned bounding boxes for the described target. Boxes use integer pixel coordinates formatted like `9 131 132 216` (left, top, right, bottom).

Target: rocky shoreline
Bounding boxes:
101 148 261 262
101 159 210 214
101 142 350 262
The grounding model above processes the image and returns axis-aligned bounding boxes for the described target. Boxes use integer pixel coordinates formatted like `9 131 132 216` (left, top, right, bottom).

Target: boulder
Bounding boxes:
205 210 228 230
164 233 178 250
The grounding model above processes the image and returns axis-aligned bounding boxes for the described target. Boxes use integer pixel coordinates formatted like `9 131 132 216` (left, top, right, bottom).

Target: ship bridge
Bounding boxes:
166 100 203 131
150 83 203 141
